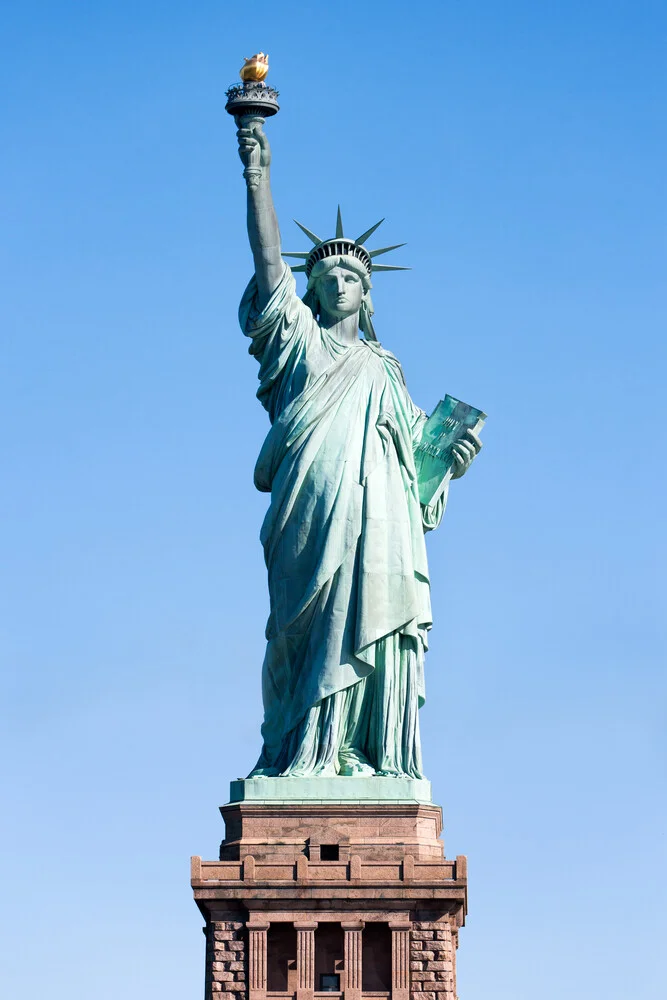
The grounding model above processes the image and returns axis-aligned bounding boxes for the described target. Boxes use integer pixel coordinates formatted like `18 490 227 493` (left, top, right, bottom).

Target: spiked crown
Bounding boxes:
282 207 409 280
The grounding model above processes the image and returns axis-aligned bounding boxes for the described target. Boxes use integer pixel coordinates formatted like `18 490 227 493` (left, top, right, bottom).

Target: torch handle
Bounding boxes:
235 113 266 189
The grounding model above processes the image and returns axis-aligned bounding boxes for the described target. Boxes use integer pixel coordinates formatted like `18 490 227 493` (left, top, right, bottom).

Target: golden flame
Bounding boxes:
240 53 269 82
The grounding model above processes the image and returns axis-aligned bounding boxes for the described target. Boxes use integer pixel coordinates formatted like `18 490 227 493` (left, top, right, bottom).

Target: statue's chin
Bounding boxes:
320 307 360 321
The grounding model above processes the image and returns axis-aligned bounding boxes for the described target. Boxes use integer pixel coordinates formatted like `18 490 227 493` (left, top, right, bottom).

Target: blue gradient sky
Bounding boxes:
2 3 665 998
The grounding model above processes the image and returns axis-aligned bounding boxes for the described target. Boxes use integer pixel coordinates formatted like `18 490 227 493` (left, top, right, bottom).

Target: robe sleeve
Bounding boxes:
410 403 449 533
420 485 449 532
239 263 316 421
377 349 450 534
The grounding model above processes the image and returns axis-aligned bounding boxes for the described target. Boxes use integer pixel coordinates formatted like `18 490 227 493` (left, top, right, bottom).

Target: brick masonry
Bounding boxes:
205 920 247 997
409 920 456 1000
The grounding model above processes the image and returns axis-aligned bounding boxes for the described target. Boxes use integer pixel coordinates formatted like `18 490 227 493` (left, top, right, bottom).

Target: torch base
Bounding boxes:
225 81 280 119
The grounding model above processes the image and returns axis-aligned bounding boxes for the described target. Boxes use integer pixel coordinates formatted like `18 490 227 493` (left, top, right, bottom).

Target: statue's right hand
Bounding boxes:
236 125 271 169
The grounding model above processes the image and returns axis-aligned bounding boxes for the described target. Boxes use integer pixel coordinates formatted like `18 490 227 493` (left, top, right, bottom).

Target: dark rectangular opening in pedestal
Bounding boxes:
267 922 297 992
320 973 340 991
362 923 391 992
320 844 339 860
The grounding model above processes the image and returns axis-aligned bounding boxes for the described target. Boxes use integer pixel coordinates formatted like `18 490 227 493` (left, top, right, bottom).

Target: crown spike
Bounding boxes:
335 205 344 238
356 219 384 245
293 219 322 245
371 264 411 272
281 252 310 259
369 243 407 258
290 264 308 272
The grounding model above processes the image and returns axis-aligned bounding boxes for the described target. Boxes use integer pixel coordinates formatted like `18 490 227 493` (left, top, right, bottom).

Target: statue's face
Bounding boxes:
316 265 365 319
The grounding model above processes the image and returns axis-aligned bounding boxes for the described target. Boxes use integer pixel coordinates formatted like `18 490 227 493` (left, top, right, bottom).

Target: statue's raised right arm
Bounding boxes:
237 125 282 309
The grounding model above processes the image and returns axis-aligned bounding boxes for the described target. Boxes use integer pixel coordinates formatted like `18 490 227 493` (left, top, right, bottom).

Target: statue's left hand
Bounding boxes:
451 428 482 479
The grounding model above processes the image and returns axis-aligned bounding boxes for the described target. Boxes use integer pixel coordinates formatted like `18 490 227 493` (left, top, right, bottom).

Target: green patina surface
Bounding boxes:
233 117 484 790
229 776 432 805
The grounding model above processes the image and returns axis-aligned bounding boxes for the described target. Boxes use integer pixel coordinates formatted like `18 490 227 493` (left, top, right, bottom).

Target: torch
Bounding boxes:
225 53 280 188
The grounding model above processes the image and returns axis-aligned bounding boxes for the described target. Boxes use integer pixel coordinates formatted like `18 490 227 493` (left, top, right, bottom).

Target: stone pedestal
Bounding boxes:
192 780 467 1000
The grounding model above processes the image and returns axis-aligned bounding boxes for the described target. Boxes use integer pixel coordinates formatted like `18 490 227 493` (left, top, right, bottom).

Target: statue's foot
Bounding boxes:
375 769 424 778
247 767 279 778
280 763 338 778
338 749 375 776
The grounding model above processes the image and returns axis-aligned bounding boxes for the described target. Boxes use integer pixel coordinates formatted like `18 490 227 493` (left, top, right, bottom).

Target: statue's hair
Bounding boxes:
302 255 377 341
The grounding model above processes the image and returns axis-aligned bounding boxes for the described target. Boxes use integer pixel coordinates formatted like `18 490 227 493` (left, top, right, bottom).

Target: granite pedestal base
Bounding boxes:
192 782 467 1000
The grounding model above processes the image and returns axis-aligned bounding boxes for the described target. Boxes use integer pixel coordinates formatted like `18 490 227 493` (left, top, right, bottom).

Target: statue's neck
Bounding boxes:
319 310 360 346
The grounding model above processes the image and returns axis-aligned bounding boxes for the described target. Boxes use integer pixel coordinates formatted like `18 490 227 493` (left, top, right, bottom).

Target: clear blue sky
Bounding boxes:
1 2 665 998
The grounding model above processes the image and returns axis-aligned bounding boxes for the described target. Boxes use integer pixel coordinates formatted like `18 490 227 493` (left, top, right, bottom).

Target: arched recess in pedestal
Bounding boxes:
362 923 392 992
267 922 297 992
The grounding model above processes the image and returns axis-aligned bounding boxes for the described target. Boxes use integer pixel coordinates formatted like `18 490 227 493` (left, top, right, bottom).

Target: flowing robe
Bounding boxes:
241 265 447 777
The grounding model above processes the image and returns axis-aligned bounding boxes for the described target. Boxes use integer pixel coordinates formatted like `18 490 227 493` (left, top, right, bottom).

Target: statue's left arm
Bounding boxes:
408 395 482 482
408 397 482 533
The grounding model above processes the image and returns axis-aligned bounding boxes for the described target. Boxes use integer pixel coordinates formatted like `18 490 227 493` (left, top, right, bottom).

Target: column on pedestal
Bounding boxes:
247 920 270 1000
389 921 411 1000
341 920 364 1000
294 921 317 1000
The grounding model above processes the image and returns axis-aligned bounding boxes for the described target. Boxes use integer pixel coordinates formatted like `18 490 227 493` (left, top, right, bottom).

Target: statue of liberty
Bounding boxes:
235 112 482 782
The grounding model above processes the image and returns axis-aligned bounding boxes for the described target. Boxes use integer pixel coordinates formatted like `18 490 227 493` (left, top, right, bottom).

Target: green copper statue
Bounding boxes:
230 61 483 781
